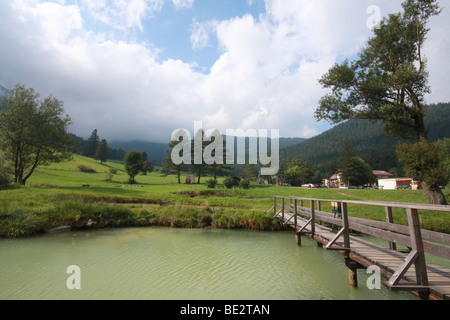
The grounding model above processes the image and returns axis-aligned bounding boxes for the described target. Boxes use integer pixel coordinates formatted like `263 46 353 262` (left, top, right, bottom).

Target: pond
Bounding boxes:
0 227 417 300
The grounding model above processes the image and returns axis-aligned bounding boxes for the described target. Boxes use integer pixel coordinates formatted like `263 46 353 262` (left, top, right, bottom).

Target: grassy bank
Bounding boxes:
0 197 283 238
0 154 449 238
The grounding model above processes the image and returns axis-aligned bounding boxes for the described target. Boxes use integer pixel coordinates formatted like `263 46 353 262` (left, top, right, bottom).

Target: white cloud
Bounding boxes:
80 0 164 32
0 0 449 143
172 0 194 10
190 19 217 51
424 3 450 104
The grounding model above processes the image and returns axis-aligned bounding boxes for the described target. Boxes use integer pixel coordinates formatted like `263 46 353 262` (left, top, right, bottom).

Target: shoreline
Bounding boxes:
0 200 285 239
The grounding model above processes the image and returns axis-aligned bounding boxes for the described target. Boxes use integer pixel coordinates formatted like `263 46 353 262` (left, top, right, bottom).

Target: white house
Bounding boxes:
378 178 413 190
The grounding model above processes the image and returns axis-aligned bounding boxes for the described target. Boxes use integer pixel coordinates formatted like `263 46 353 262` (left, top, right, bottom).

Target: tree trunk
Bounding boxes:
423 183 447 205
412 96 428 142
21 153 40 186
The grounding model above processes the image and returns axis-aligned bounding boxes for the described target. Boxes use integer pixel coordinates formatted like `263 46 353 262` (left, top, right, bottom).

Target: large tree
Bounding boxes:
0 84 72 185
339 139 375 187
124 151 145 184
283 158 314 186
315 0 445 203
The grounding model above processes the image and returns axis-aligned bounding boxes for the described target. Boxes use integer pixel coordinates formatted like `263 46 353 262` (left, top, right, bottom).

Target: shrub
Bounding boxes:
0 168 11 189
239 179 251 189
223 177 234 189
206 178 217 189
105 172 113 182
78 165 96 173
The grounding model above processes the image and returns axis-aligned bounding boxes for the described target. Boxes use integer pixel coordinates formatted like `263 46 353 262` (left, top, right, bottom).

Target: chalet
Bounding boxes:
324 170 343 188
324 170 395 188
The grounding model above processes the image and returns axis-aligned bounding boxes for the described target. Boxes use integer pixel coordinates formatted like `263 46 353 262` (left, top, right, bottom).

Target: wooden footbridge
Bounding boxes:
269 196 450 300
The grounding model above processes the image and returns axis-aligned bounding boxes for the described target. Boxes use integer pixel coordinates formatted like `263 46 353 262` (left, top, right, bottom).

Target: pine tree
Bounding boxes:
94 139 108 164
84 129 99 158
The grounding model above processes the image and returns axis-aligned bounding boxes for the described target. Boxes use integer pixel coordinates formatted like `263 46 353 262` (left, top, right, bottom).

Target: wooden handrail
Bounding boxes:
272 196 450 258
272 195 450 296
283 196 450 212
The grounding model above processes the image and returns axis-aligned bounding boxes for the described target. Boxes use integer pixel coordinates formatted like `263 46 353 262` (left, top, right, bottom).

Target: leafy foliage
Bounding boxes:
339 139 375 186
315 0 441 142
0 83 72 185
124 151 145 184
223 177 235 189
206 178 217 189
397 139 448 204
239 179 251 189
282 158 314 186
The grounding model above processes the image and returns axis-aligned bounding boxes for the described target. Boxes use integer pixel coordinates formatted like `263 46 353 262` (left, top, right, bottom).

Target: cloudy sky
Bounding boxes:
1 0 449 142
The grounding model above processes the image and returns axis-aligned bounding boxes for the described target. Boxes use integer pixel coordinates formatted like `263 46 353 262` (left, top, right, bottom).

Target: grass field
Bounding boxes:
0 154 449 237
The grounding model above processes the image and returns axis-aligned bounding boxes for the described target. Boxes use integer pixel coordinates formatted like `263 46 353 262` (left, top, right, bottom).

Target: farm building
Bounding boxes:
378 178 413 190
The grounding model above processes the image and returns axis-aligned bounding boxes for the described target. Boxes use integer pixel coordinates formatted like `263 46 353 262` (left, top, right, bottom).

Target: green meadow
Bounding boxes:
0 154 449 238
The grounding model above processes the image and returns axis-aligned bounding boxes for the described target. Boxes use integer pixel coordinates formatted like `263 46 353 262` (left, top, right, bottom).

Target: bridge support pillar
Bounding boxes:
295 233 301 246
346 259 361 288
348 268 358 288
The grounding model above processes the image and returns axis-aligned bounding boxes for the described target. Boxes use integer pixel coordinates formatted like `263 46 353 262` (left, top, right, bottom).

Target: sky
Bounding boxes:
0 0 449 143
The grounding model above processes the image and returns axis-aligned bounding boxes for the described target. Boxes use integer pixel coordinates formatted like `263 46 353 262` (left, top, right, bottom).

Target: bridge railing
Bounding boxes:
272 196 450 290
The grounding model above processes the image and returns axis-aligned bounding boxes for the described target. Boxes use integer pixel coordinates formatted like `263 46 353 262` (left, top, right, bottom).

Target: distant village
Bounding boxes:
260 170 421 190
321 170 420 190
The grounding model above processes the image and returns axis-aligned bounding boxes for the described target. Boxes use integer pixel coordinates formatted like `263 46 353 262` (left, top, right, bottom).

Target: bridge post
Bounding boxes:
407 208 429 299
294 199 298 227
341 201 356 287
317 200 322 225
310 200 315 235
294 199 302 246
341 202 350 253
273 196 276 217
385 206 397 251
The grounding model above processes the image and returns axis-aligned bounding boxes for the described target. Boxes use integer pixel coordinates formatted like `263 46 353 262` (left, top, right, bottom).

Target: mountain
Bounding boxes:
281 102 450 180
109 137 306 167
109 140 168 165
0 85 7 97
279 137 306 149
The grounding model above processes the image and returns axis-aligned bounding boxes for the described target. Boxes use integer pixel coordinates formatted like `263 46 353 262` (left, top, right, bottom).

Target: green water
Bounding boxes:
0 228 417 300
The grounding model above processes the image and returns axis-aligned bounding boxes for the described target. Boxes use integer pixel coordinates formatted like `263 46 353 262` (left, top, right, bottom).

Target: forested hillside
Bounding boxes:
109 140 167 165
281 102 450 180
